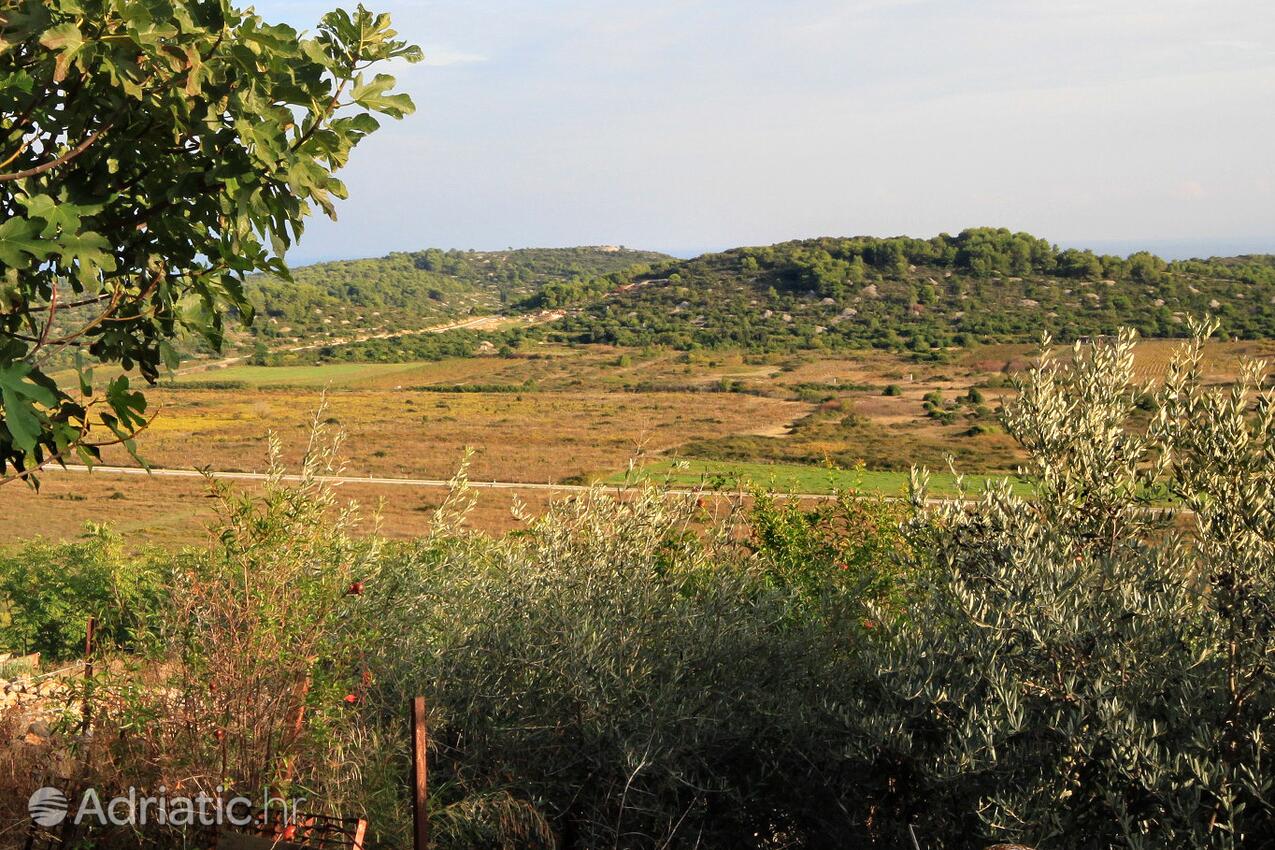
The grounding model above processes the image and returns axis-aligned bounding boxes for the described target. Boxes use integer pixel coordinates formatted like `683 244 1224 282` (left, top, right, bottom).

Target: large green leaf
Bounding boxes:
54 230 118 285
0 218 50 268
0 363 57 453
19 194 83 238
104 375 147 432
350 74 415 118
38 21 83 81
36 22 81 51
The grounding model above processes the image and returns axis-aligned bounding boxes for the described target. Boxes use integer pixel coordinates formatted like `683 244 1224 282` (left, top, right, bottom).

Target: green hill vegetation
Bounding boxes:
214 231 1275 365
547 228 1275 355
241 246 669 347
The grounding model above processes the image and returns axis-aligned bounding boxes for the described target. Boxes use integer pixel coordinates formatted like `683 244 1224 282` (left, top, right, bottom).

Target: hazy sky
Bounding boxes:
255 0 1275 263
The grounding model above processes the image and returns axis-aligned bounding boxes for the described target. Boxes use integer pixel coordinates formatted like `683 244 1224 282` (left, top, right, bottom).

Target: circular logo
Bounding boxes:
28 787 68 827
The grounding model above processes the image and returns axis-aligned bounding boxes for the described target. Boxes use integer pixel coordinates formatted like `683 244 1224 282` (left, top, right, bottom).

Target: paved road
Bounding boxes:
46 463 853 501
44 464 1196 516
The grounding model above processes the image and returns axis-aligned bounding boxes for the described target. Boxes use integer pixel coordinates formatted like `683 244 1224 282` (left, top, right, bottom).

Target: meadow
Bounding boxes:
5 335 1266 546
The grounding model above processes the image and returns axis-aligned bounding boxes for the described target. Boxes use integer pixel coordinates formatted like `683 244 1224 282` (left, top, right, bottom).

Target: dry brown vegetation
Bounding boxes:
4 338 1269 546
98 387 805 482
0 474 559 546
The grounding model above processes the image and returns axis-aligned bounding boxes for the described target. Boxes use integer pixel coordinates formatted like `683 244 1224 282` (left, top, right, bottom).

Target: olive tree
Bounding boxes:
871 323 1274 848
0 0 419 482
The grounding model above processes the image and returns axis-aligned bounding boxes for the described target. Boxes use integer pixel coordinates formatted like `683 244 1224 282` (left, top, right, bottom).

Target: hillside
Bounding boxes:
216 230 1275 365
545 229 1275 355
239 246 670 351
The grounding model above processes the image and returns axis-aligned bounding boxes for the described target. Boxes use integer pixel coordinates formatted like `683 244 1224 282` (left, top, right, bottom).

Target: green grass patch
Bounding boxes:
610 458 1035 498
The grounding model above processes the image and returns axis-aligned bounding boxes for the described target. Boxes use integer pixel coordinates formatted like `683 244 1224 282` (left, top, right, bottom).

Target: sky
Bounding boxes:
254 0 1275 264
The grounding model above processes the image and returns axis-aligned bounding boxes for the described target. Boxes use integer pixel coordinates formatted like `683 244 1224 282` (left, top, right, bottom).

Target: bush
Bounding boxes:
56 423 387 835
357 481 905 849
746 488 909 616
0 525 167 660
868 323 1275 848
0 423 389 848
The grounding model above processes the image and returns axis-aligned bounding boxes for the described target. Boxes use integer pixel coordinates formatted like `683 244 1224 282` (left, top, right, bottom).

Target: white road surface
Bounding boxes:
45 463 853 501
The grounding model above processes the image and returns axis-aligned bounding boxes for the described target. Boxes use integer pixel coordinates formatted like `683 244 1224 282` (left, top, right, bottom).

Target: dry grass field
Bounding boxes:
958 337 1275 384
99 384 807 483
0 471 562 546
3 336 1267 547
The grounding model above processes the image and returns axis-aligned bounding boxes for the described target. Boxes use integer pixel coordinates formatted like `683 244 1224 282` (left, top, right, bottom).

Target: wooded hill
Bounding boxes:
237 230 1275 361
545 229 1275 355
243 246 670 347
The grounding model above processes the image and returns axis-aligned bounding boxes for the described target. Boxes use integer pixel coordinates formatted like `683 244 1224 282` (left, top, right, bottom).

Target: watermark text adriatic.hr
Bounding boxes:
28 786 305 828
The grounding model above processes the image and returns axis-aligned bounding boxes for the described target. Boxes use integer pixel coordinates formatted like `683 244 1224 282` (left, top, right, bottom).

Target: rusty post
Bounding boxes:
410 696 429 850
82 616 95 733
66 615 97 845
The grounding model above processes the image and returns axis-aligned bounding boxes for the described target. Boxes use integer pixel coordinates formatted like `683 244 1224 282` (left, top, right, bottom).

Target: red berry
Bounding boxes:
347 581 365 596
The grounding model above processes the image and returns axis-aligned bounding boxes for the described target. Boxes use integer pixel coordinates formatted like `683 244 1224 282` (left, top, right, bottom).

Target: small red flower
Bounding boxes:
281 826 297 841
343 693 359 705
347 581 365 596
862 619 877 630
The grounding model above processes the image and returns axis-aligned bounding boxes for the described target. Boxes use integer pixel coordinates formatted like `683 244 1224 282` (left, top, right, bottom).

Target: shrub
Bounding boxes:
357 482 902 849
868 324 1275 848
746 488 910 617
76 421 386 827
0 525 167 660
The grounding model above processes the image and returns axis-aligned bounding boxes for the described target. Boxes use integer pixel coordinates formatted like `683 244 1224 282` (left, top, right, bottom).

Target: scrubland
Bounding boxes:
5 337 1270 545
